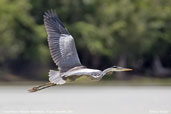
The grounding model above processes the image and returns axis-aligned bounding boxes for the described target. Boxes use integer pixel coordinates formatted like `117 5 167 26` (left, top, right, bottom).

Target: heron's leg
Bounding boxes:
33 82 50 88
35 83 56 91
28 82 56 92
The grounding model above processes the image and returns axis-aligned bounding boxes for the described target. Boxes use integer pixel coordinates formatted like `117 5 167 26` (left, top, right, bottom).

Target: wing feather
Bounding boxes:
44 10 82 72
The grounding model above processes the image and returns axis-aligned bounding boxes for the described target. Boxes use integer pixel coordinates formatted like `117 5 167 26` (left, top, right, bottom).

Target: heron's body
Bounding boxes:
48 66 103 85
29 10 132 92
63 67 102 80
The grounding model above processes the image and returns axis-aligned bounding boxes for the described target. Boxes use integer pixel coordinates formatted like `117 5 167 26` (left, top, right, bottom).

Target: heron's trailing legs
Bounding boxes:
28 82 56 93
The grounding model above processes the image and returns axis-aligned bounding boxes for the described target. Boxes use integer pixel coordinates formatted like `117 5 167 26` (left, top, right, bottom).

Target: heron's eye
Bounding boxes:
112 66 117 68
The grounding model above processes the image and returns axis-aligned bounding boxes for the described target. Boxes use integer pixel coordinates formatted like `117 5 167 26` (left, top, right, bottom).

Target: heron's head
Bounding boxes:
110 66 133 72
106 66 132 72
103 66 132 75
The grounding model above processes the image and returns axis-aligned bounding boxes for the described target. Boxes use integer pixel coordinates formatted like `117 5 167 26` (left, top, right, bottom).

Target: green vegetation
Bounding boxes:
0 0 171 80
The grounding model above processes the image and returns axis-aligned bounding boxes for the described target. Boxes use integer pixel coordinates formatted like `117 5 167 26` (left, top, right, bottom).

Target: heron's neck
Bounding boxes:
102 68 112 76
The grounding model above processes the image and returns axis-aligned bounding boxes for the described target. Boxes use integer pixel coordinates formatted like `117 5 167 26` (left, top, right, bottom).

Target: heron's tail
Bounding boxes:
48 70 66 84
28 70 66 93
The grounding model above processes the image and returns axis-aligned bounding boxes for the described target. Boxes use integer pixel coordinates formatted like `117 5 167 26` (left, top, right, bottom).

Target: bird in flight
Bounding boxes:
29 10 132 92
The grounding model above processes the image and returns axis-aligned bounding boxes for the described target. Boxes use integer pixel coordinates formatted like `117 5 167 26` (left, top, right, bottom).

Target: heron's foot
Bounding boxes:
28 87 39 92
28 82 56 93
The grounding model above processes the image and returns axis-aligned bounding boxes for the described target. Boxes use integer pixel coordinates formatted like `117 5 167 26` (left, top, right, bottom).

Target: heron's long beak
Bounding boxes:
119 68 133 71
115 67 133 72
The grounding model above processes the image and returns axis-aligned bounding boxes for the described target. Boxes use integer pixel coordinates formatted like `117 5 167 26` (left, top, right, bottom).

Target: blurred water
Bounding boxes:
0 85 170 114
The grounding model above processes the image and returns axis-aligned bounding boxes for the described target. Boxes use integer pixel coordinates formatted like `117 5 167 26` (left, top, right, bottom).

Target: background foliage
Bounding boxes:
0 0 171 81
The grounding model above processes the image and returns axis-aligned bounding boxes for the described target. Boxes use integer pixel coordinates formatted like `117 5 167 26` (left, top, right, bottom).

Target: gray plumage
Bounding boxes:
44 10 82 73
43 10 132 85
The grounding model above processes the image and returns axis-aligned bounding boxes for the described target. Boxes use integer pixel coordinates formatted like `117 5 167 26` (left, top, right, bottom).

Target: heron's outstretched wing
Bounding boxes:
44 10 82 72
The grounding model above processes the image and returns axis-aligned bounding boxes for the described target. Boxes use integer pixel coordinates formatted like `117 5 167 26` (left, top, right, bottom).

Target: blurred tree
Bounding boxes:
0 0 171 80
0 0 48 79
56 0 171 76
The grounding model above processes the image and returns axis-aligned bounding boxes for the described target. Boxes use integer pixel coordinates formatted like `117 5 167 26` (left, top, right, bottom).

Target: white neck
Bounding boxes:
102 68 113 76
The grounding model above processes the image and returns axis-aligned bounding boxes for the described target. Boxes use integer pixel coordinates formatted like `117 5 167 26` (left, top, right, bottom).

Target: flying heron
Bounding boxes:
29 10 132 92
